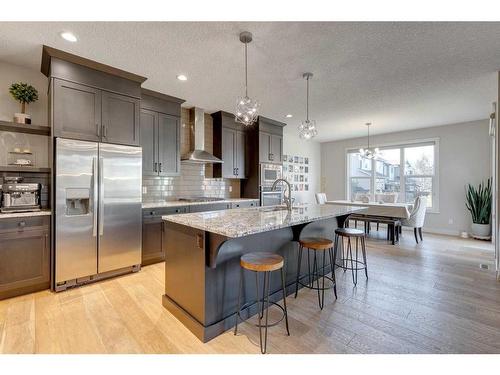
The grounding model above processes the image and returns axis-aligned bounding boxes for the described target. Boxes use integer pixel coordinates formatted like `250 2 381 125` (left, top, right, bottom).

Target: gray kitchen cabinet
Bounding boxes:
102 91 140 146
0 216 50 300
212 111 246 179
231 200 257 209
142 206 189 265
158 114 180 176
140 109 158 176
53 79 101 142
140 90 184 177
221 128 236 178
259 131 282 164
52 79 140 146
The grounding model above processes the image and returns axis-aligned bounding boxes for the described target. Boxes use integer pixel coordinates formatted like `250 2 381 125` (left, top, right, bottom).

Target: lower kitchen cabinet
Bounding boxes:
142 207 189 266
0 216 50 300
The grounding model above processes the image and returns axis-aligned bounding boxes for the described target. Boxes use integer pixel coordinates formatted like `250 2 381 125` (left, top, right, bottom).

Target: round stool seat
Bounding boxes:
240 252 284 272
299 237 333 250
335 228 365 237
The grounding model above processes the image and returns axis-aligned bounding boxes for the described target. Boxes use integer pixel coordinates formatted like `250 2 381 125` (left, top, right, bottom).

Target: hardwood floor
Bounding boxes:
1 231 499 354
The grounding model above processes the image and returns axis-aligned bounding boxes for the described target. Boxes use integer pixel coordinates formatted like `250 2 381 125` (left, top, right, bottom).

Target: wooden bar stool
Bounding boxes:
334 228 368 286
234 252 290 354
294 238 337 309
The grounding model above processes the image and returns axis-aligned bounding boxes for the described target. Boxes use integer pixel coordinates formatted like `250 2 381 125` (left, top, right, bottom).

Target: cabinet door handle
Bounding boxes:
159 163 162 173
154 162 157 172
269 153 273 161
104 125 108 137
236 167 239 176
96 123 100 136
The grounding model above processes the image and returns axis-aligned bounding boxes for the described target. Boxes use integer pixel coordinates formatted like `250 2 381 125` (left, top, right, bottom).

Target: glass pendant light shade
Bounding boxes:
359 122 380 159
235 31 259 126
299 119 318 139
235 95 260 126
298 72 318 140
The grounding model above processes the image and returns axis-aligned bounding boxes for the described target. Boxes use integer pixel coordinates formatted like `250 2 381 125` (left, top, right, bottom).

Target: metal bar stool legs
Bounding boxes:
294 238 337 310
234 252 289 354
334 228 368 287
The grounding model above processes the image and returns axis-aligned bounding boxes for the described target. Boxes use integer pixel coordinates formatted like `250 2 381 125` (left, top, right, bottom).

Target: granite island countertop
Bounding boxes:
163 203 366 238
142 198 259 209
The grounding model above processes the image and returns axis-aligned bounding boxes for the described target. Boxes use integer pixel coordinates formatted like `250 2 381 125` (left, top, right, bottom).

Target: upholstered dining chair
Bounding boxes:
401 196 427 243
315 192 328 204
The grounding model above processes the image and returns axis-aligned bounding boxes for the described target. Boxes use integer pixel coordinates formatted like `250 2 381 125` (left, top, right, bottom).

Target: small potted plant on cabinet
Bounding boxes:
465 178 492 240
9 82 39 124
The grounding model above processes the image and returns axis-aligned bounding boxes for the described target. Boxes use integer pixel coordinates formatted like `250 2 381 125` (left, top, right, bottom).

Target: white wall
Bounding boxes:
321 120 492 235
283 125 321 204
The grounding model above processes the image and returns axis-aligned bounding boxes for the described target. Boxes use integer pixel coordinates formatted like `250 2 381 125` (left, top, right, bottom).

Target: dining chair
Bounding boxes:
315 192 328 204
401 196 427 243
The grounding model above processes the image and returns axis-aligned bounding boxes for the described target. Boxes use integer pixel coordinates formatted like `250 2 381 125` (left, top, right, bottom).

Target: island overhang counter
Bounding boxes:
162 203 365 342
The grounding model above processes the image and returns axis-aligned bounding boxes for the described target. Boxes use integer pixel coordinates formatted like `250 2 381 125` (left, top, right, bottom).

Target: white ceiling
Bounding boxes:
0 22 499 142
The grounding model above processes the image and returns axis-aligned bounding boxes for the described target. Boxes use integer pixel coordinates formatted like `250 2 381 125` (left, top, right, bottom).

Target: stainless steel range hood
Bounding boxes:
181 107 223 164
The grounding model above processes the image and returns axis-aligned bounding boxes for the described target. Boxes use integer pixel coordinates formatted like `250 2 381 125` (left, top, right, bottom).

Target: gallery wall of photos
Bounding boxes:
282 154 310 192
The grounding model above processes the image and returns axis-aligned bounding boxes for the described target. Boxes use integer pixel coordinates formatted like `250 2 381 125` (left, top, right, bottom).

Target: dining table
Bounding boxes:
326 200 412 219
326 200 413 244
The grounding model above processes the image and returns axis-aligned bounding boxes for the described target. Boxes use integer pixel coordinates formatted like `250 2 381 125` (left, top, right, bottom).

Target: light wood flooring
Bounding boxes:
1 230 499 354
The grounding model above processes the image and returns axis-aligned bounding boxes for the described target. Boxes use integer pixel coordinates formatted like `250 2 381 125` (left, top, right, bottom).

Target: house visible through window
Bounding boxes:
347 140 438 210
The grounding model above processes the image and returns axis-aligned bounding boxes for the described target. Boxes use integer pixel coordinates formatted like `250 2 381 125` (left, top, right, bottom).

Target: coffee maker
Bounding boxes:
1 176 41 213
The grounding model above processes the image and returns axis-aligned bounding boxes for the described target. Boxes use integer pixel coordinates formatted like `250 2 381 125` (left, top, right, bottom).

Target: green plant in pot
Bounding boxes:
465 178 492 240
9 82 39 124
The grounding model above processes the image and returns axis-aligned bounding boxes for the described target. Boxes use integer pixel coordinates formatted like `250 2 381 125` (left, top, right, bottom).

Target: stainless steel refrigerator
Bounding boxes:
54 138 142 291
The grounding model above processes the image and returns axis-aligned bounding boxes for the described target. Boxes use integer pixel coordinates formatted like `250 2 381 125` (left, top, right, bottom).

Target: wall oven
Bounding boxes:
260 187 283 207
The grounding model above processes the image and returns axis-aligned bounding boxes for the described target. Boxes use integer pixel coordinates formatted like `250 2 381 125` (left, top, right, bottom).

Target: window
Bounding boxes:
346 140 438 211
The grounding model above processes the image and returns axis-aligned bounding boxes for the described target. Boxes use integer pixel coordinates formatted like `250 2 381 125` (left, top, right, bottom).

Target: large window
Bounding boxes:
346 140 438 211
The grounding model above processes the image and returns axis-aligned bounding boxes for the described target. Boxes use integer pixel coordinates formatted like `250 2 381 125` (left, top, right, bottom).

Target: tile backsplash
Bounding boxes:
142 108 240 202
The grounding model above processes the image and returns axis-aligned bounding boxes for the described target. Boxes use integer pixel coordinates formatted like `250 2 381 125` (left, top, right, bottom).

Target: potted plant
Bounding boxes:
465 178 492 240
9 82 39 124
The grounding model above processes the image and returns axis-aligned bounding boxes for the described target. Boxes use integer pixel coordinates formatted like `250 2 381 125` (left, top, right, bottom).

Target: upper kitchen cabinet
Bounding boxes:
42 45 146 146
102 91 140 145
52 80 101 142
140 89 185 177
258 116 285 164
211 111 247 179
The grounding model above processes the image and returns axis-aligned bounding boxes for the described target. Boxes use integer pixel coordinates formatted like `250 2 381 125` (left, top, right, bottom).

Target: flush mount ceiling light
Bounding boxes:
235 31 260 126
285 114 293 118
176 74 188 81
60 31 77 42
359 122 380 159
298 73 318 140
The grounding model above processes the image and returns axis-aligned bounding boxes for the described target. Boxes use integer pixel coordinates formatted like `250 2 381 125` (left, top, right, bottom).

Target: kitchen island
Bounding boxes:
162 203 365 342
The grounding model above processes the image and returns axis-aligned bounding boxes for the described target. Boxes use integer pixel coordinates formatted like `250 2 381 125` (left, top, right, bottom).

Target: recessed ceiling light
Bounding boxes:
60 32 77 42
285 114 293 118
176 74 188 81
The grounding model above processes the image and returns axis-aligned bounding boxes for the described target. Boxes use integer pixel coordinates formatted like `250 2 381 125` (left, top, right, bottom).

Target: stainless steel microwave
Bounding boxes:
260 163 283 186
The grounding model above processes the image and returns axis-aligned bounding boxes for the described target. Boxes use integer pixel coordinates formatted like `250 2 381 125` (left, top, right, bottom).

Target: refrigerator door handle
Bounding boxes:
99 156 104 236
92 156 98 237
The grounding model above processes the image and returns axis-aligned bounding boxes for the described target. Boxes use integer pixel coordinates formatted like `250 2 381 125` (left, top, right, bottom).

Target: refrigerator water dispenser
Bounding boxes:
65 188 90 215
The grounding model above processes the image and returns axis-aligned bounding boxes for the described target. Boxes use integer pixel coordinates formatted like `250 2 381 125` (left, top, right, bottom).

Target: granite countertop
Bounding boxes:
142 198 259 209
163 203 366 238
0 209 52 219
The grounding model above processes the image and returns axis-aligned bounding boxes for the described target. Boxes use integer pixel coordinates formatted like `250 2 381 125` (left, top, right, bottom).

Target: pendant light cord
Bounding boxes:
306 75 309 121
244 41 248 97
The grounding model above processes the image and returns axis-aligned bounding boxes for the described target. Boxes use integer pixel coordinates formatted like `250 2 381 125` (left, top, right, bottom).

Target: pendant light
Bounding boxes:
298 73 318 140
359 122 380 159
235 31 259 126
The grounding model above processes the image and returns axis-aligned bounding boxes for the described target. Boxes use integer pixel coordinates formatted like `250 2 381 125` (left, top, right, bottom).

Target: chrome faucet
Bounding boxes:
271 178 293 211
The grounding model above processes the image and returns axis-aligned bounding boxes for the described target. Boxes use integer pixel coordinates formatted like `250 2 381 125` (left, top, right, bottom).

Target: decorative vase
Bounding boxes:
471 223 491 240
13 113 31 124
